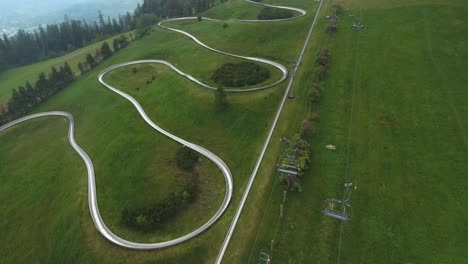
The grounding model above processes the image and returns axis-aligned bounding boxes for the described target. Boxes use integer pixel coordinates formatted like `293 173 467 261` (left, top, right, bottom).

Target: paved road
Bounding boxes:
0 0 308 252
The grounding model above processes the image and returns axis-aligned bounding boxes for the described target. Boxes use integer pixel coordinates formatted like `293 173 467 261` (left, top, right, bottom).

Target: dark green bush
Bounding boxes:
211 62 270 87
176 147 199 171
122 183 198 231
258 7 294 20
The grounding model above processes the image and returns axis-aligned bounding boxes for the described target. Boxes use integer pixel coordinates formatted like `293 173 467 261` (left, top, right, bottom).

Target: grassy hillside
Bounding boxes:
0 32 134 105
0 0 320 263
226 0 468 263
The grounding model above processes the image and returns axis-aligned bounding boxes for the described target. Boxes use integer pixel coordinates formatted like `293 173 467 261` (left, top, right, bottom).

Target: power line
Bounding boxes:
336 9 363 264
215 1 326 262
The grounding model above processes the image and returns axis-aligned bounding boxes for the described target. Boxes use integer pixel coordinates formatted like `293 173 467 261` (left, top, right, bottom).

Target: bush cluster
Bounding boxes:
279 134 311 191
258 7 294 20
211 62 270 87
309 48 330 103
176 147 199 171
121 183 198 231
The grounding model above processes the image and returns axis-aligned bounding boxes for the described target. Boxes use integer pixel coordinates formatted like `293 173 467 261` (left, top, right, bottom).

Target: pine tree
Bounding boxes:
62 62 74 84
78 62 86 75
24 81 38 108
100 41 113 60
85 53 97 68
35 72 49 101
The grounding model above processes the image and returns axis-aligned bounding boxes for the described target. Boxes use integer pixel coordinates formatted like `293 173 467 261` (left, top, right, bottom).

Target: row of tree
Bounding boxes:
0 12 135 72
135 0 228 18
0 63 75 124
0 40 123 125
77 37 130 75
282 5 343 192
0 0 230 73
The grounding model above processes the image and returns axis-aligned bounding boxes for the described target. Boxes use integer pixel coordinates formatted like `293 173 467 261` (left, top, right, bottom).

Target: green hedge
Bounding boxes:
258 7 294 20
211 62 270 87
121 183 198 231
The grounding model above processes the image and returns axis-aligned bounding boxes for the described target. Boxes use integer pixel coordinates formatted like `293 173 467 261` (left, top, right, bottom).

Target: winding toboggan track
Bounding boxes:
0 0 307 251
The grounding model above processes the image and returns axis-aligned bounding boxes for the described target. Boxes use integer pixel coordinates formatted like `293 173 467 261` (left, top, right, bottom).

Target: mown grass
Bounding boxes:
0 0 317 263
201 0 264 20
227 0 468 263
0 32 134 105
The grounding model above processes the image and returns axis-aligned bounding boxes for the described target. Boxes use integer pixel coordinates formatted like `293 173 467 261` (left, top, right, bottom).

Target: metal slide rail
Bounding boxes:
0 0 308 251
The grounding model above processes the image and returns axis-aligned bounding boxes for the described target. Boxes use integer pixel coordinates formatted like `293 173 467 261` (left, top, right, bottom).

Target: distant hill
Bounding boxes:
0 0 140 31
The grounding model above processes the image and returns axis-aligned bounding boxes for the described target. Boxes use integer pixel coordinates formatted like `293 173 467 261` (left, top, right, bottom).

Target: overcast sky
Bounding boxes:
0 0 140 29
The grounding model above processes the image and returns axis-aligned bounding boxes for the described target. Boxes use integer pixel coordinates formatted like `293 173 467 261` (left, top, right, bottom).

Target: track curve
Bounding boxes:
0 0 307 251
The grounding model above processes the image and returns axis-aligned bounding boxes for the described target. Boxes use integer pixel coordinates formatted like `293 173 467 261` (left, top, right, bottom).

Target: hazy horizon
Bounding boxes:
0 0 141 33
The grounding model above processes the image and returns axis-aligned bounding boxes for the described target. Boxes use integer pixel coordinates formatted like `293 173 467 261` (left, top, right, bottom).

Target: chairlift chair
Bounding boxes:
322 198 351 222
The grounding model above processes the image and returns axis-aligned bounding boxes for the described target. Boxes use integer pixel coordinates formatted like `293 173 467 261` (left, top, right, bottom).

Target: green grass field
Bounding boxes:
225 0 468 263
0 0 321 263
0 33 134 105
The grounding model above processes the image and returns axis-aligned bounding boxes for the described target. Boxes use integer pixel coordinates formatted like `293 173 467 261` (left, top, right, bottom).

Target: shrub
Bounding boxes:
328 23 338 35
301 120 317 138
314 65 328 82
279 134 311 191
258 7 294 20
176 147 199 171
316 48 330 68
310 87 321 102
333 4 344 15
211 62 270 87
121 183 198 231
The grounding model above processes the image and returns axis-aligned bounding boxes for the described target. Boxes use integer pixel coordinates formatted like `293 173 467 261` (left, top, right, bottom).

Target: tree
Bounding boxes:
215 86 228 111
279 134 311 191
7 89 21 117
314 65 328 82
328 22 337 35
85 53 97 68
176 146 199 171
310 88 321 102
100 41 113 60
35 72 49 101
333 4 344 15
24 81 38 108
62 62 74 83
316 48 330 68
0 104 6 124
94 49 103 63
78 62 86 75
0 10 133 74
113 38 121 52
300 120 317 139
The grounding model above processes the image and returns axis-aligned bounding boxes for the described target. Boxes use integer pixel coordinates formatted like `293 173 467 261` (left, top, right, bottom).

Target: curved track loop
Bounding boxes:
154 1 306 92
0 0 307 250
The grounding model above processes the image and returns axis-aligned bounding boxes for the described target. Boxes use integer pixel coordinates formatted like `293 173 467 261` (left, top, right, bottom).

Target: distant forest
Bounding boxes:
0 0 227 73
